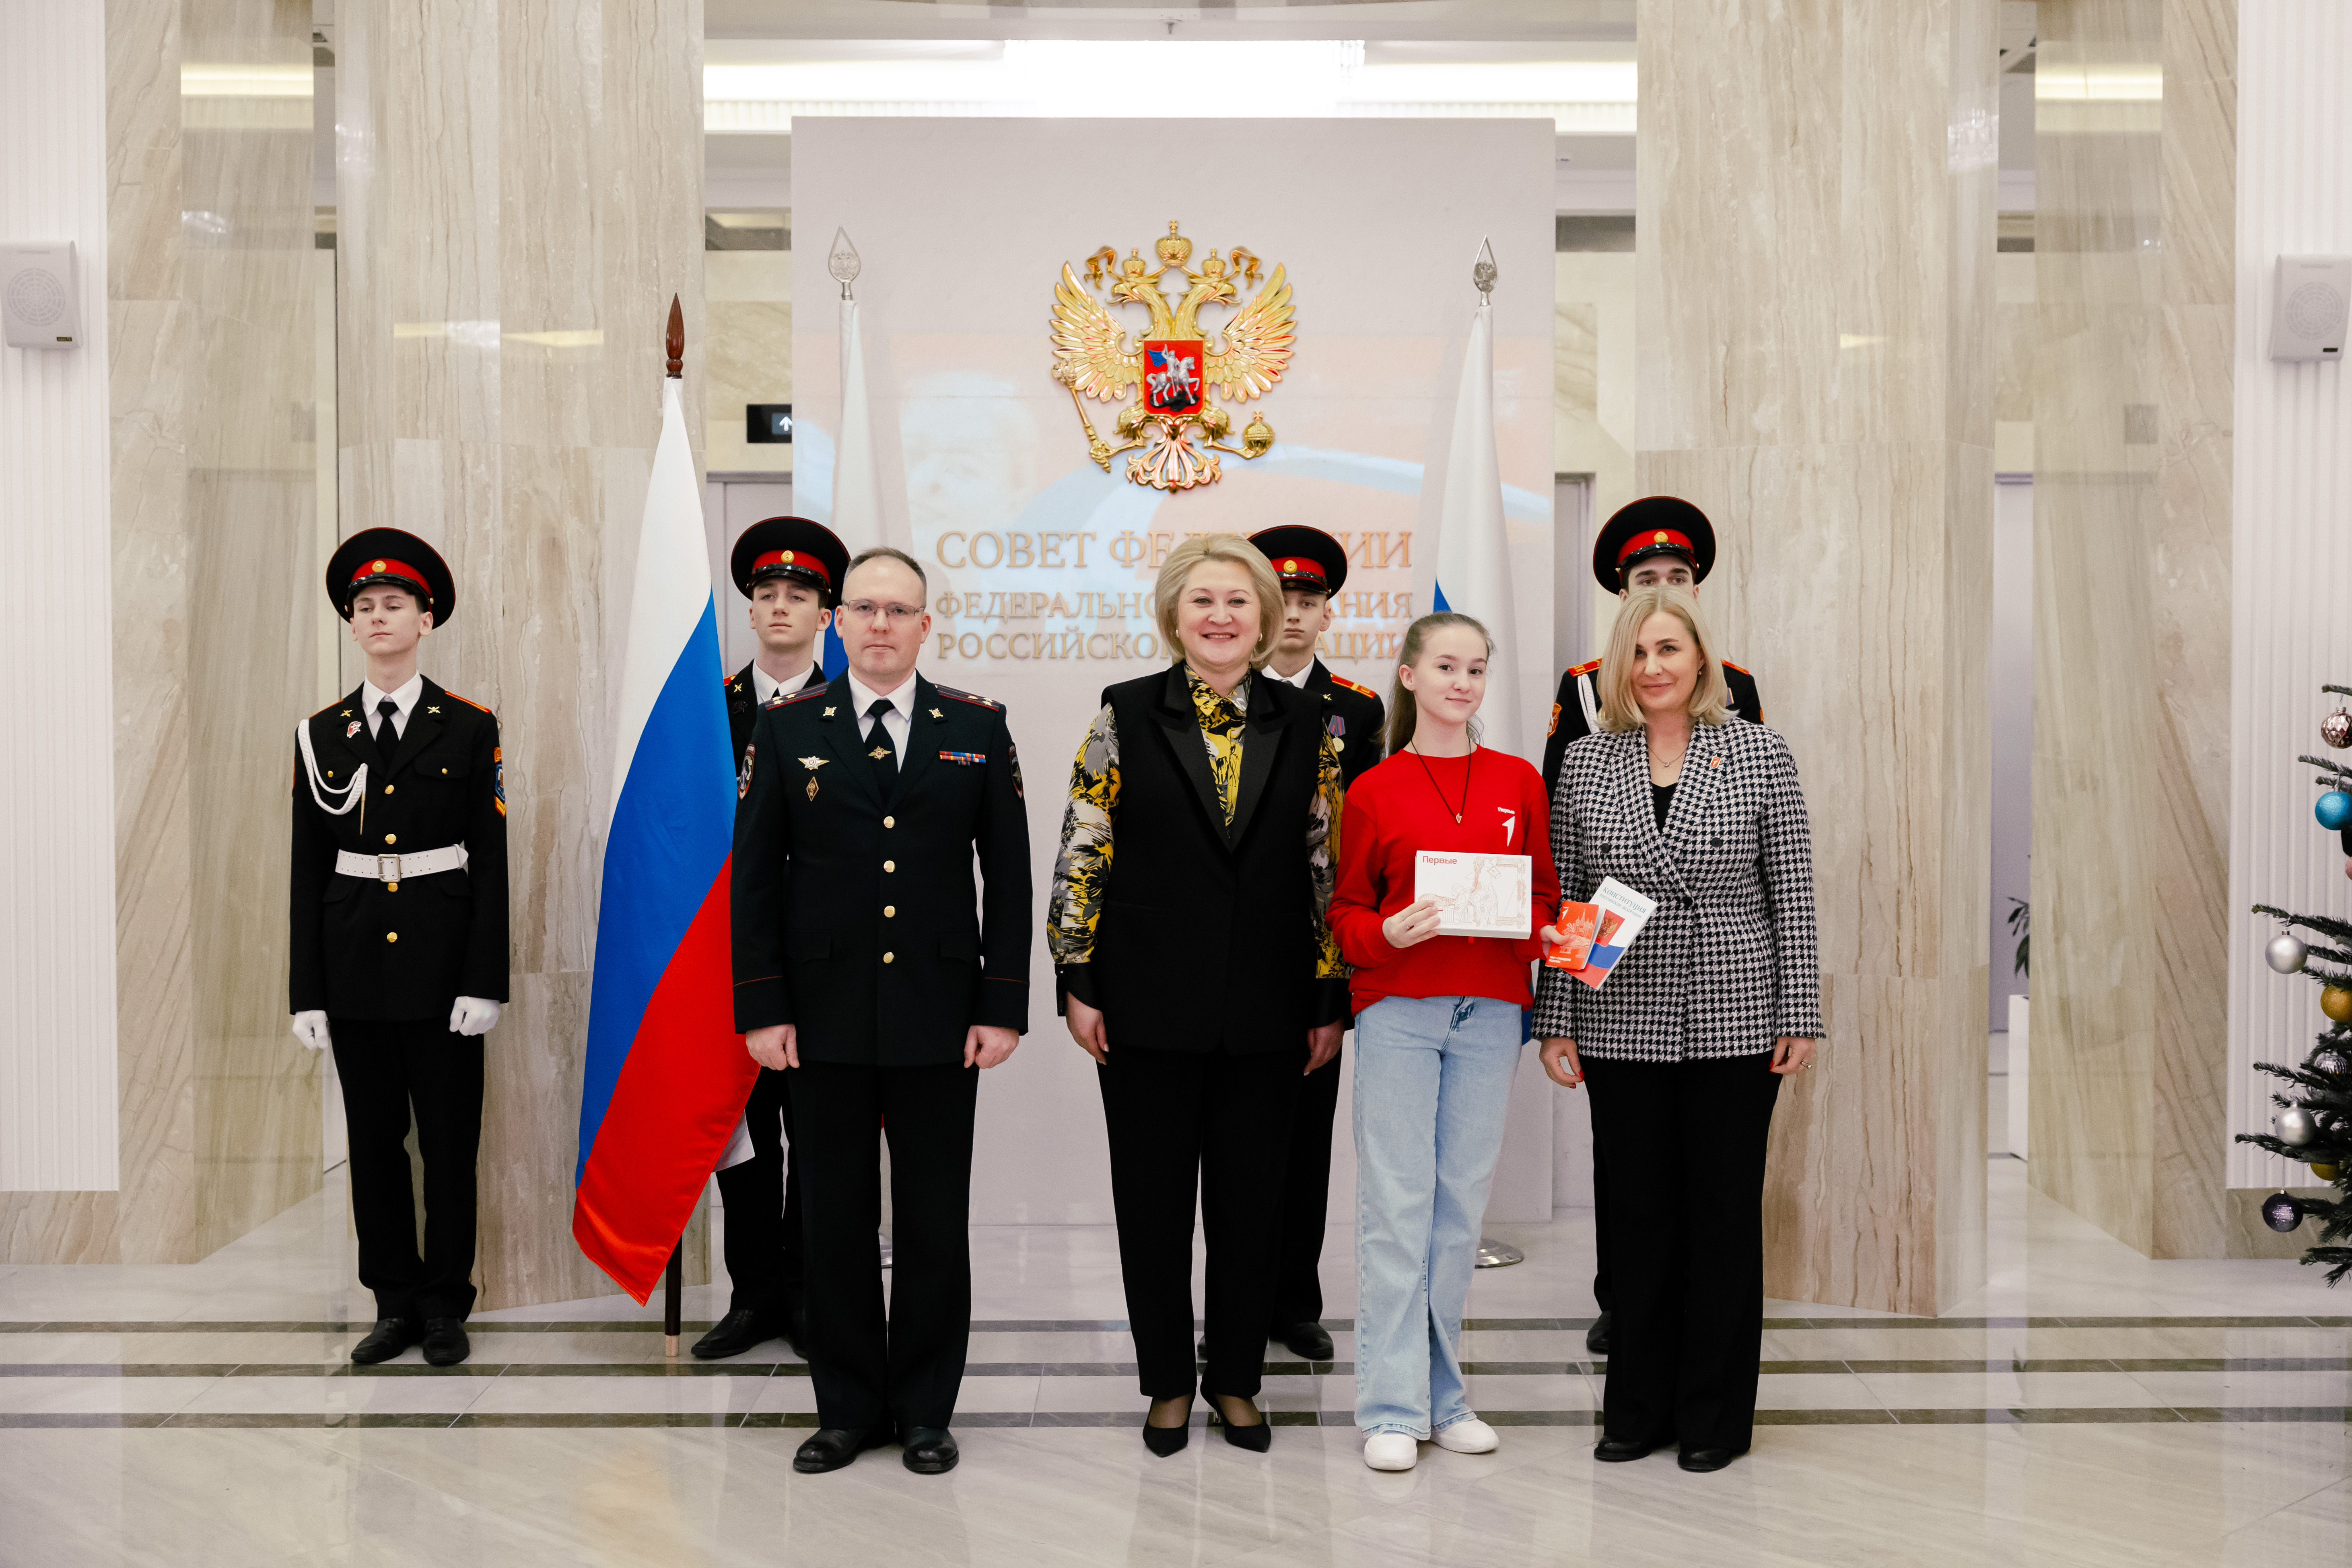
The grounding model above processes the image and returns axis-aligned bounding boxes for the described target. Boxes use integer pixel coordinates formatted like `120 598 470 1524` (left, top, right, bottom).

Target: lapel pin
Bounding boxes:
799 756 829 771
869 745 891 761
806 777 820 801
426 705 441 715
823 706 837 718
346 720 362 738
930 707 944 719
1710 756 1723 768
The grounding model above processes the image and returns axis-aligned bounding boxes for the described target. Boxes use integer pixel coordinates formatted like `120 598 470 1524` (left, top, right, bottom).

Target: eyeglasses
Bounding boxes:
840 600 924 624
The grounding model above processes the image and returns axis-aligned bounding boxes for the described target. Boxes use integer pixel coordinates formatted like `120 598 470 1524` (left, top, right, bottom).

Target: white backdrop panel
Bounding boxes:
792 117 1555 1223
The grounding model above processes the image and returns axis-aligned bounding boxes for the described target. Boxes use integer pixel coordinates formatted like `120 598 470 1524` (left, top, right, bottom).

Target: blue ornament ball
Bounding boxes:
2319 790 2352 831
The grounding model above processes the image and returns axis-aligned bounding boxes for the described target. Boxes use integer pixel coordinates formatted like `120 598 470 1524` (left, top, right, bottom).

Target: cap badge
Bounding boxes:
1282 559 1297 572
1653 532 1668 544
782 551 795 562
372 559 386 571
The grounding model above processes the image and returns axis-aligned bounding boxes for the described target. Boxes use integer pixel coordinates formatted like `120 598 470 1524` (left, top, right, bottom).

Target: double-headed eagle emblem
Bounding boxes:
1050 221 1294 492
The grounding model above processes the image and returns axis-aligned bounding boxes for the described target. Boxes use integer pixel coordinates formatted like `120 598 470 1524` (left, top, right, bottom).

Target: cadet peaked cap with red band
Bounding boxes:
326 527 457 624
1590 496 1717 591
1247 525 1350 596
731 515 850 604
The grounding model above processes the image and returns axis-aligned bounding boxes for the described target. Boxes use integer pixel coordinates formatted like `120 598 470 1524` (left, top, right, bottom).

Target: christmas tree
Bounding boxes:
2236 683 2352 1283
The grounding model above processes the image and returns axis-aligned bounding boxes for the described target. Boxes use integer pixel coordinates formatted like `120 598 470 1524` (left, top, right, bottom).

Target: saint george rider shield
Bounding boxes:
1141 338 1205 415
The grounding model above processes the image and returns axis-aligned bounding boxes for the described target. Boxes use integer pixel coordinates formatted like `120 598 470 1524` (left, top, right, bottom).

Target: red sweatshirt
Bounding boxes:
1330 746 1562 1012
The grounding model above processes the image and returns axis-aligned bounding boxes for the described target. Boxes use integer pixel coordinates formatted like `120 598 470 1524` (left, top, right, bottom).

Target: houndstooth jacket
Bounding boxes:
1531 718 1822 1061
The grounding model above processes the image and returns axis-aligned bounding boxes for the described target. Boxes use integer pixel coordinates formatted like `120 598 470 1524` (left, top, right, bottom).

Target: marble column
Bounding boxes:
4 0 322 1264
336 0 707 1308
2030 0 2235 1258
1637 0 1997 1314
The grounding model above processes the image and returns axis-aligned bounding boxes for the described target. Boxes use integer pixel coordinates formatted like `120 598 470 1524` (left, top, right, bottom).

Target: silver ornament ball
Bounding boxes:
2324 709 2352 750
2267 932 2310 974
2278 1106 2320 1147
2311 1049 2350 1078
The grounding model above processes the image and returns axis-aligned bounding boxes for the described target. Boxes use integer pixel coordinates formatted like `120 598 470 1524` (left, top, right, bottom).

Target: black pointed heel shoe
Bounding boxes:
1208 1400 1272 1453
1142 1417 1190 1457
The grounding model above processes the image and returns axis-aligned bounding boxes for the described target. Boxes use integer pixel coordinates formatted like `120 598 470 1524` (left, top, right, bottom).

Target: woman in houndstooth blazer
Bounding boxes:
1533 586 1821 1473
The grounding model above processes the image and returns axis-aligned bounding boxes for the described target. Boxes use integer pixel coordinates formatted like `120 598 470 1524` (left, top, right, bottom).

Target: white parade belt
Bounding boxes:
336 843 469 883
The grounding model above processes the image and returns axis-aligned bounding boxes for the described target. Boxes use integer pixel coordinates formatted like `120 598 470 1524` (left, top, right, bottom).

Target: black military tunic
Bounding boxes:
1299 658 1388 791
732 673 1031 1058
290 677 509 1017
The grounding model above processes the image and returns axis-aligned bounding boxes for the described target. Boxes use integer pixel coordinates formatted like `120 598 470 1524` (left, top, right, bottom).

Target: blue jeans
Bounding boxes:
1352 995 1524 1438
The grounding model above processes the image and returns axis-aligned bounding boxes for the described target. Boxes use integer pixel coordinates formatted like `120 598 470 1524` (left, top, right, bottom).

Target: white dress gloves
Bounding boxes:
290 1011 332 1051
449 997 502 1037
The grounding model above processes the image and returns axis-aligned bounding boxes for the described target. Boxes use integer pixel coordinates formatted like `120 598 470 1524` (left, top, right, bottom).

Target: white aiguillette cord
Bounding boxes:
295 717 369 820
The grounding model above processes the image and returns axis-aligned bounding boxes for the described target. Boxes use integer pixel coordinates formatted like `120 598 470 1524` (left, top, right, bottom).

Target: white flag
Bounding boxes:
1432 297 1524 758
834 296 895 554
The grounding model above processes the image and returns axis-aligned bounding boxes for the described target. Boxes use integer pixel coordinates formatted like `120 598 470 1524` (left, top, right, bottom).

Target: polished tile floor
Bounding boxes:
3 1158 2348 1566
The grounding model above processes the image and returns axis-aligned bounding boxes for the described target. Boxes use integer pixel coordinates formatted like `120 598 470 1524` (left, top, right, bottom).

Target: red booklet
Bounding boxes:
1543 900 1602 970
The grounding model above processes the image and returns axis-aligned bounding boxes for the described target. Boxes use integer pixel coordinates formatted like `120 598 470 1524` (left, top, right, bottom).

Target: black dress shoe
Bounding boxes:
1678 1447 1736 1473
1208 1401 1272 1453
1585 1310 1613 1356
1593 1436 1652 1463
420 1318 471 1367
691 1307 782 1360
901 1426 959 1474
1275 1321 1335 1362
1142 1416 1190 1457
793 1427 886 1473
350 1317 422 1365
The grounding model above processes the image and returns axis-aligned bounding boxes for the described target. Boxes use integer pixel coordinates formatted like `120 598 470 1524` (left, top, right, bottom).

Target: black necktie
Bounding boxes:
865 698 899 798
375 697 401 764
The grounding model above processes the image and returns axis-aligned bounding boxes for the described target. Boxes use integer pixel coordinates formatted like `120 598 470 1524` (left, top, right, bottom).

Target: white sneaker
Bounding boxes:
1363 1433 1419 1471
1434 1418 1499 1454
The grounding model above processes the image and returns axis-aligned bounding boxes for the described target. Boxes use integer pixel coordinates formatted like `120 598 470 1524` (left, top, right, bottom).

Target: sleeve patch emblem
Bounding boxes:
1548 703 1561 738
738 743 754 800
494 746 507 816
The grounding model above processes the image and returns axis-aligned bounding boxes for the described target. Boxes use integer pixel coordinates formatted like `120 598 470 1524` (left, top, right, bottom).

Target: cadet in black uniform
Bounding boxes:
1248 526 1385 1362
1536 496 1763 1357
733 546 1032 1477
696 517 849 1362
290 530 508 1369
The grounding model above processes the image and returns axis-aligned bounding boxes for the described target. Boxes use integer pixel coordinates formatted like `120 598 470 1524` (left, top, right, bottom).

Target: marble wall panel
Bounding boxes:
5 0 323 1264
1637 0 1995 1315
338 0 707 1308
2031 0 2233 1259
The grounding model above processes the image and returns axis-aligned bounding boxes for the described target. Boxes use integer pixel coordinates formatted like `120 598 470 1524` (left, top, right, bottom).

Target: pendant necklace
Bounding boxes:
1409 742 1474 824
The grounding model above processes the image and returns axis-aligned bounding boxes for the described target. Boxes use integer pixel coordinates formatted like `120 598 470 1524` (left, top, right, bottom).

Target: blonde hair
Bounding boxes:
1154 534 1283 669
1386 612 1492 756
1596 585 1731 731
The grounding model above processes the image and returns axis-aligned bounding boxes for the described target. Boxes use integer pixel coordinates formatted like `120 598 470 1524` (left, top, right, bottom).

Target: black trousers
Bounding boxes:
330 1018 484 1321
1099 1043 1304 1402
712 1065 806 1317
790 1060 977 1432
1582 1053 1781 1453
1590 1118 1615 1314
1268 1047 1342 1332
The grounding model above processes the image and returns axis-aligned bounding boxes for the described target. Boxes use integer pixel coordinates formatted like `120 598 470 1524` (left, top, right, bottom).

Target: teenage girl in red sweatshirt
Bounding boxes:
1328 612 1569 1471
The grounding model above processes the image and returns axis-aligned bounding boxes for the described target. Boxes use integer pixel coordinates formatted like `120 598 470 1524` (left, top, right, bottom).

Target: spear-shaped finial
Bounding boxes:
1472 236 1498 303
828 227 862 301
665 294 684 378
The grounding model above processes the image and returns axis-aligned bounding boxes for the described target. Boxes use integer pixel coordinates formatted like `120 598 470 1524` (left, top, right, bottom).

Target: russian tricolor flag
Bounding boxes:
572 376 758 1302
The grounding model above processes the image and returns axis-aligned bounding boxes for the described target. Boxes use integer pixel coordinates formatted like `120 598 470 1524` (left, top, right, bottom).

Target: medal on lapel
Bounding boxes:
799 754 829 801
346 720 362 739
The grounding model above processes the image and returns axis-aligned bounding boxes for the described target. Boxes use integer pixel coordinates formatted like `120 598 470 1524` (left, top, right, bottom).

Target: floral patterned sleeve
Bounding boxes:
1307 727 1347 980
1047 703 1119 969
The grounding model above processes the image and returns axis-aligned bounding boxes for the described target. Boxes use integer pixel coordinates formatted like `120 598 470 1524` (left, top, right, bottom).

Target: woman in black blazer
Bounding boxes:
1048 534 1350 1456
1534 585 1821 1473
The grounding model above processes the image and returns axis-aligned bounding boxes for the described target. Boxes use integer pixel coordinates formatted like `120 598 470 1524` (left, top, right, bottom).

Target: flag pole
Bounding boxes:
662 291 689 1361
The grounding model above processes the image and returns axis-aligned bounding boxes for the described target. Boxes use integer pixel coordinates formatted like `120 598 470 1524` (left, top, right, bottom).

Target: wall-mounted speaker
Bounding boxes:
1 241 82 349
2270 255 2350 363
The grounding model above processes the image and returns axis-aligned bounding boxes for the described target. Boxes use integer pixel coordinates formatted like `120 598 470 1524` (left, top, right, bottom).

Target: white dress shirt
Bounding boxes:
1266 660 1314 690
846 670 913 765
360 673 424 740
751 659 819 706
